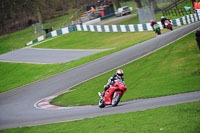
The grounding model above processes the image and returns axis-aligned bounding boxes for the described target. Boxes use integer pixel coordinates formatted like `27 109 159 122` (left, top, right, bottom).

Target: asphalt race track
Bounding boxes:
0 21 200 130
0 48 111 64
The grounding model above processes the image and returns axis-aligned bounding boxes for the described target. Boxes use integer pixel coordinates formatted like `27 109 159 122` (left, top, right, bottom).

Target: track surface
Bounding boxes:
0 48 110 64
0 22 200 130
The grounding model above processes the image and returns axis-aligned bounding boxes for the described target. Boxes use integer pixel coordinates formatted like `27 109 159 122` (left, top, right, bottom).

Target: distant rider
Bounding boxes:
161 16 171 28
100 69 124 97
150 20 157 32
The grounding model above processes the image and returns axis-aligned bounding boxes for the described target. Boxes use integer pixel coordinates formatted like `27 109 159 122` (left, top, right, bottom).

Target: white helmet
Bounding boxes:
161 16 164 19
116 69 123 77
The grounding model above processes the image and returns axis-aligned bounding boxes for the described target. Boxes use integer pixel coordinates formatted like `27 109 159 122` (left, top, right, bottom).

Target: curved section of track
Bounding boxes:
0 22 200 130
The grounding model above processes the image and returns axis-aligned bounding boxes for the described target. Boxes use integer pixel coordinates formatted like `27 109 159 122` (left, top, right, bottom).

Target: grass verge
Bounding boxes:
1 102 200 132
51 32 200 107
33 31 154 49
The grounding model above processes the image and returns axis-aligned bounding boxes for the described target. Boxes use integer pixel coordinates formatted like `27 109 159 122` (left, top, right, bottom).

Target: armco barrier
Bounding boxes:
26 11 200 46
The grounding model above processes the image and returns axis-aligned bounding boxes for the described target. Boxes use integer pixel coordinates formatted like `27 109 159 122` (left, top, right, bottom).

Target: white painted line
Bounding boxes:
26 37 58 48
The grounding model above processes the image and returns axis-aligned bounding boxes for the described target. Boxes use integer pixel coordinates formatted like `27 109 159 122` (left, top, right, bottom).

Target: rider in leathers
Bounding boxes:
102 69 124 96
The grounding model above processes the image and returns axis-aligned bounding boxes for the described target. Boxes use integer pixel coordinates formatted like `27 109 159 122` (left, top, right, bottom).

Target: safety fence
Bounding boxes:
26 10 200 46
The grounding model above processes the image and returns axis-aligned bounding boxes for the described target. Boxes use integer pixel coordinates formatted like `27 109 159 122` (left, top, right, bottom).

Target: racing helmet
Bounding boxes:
116 69 124 78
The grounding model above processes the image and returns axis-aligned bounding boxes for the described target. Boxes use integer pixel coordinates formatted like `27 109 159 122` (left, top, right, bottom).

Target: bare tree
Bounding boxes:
34 0 43 23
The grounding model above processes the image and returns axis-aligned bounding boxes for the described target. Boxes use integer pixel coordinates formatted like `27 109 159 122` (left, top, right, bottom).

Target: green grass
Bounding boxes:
0 63 60 92
51 32 200 107
1 102 200 132
0 14 72 55
0 27 36 54
0 31 156 93
33 31 154 49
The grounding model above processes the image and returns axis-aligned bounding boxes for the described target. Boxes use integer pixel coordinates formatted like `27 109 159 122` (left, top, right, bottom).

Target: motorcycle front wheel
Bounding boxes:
112 93 121 106
99 98 105 108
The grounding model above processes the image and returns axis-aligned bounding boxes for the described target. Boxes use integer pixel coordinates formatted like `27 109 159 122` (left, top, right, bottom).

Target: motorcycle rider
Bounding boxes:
161 16 170 28
100 69 124 97
150 19 157 32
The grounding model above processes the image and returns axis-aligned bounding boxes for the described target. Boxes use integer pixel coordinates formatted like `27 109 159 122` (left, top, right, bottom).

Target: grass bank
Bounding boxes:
51 32 200 107
33 31 154 49
0 31 156 93
1 102 200 132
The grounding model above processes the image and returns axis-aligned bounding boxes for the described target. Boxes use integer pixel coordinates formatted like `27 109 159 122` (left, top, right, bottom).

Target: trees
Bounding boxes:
34 0 43 23
113 0 121 9
134 0 159 11
134 0 142 8
0 0 72 35
148 0 160 11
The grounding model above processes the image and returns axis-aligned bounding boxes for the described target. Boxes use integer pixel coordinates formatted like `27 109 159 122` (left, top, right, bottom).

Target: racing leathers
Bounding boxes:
104 74 124 92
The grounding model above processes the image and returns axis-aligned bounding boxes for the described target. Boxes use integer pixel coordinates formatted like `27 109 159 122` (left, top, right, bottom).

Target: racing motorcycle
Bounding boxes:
153 24 161 35
98 80 127 108
165 20 173 31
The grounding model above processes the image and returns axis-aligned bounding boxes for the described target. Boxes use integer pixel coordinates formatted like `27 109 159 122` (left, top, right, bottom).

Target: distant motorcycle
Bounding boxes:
165 20 173 31
153 24 161 35
98 80 127 108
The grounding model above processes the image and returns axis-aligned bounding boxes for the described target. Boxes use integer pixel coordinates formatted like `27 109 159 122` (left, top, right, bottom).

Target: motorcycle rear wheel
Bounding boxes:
112 93 121 106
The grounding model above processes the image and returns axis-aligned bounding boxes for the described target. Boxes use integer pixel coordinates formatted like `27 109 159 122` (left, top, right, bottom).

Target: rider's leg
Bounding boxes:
102 85 110 96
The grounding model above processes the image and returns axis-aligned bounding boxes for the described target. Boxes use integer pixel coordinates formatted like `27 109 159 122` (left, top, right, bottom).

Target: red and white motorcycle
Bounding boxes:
98 80 127 108
165 20 173 31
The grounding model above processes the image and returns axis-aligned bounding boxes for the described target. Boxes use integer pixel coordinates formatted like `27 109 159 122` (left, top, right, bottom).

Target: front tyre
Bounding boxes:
112 93 121 106
99 98 105 108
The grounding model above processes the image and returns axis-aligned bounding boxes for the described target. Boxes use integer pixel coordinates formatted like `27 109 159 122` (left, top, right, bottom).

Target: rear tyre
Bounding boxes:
112 93 121 106
99 98 105 108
